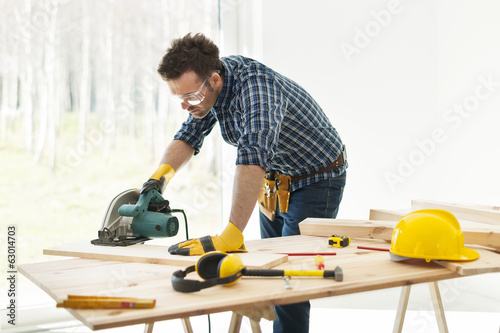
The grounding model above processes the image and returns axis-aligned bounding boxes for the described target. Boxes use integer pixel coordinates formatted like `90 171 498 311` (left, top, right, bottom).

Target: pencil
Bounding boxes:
277 252 337 256
356 246 390 252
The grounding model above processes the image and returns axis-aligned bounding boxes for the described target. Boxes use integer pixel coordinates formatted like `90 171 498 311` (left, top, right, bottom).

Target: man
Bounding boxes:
141 33 347 333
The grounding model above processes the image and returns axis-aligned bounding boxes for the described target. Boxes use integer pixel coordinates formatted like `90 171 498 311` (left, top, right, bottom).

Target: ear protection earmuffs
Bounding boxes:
171 251 245 293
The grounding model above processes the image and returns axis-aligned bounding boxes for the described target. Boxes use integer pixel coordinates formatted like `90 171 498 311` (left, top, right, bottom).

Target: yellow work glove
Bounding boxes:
140 164 175 194
168 222 247 256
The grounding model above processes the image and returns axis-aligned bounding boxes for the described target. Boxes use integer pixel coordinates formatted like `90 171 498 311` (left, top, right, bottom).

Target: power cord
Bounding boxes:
171 208 212 332
171 209 189 240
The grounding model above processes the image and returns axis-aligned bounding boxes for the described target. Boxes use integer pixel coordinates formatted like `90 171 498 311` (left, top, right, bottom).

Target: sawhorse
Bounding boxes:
393 281 449 333
145 282 448 333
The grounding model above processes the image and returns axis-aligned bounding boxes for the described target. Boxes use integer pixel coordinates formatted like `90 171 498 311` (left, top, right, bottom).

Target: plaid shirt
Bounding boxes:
174 56 346 191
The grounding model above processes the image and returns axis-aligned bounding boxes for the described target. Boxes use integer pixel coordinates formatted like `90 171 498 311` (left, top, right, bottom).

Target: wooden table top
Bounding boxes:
19 235 500 331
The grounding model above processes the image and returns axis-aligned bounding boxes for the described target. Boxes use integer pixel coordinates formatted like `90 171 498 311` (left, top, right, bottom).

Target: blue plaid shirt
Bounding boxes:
174 56 346 191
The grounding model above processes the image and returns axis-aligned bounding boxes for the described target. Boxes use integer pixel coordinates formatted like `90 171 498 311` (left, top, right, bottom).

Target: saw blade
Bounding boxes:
100 188 140 234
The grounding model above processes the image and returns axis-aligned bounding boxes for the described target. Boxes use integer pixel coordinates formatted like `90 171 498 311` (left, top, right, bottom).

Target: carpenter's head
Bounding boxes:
158 33 223 119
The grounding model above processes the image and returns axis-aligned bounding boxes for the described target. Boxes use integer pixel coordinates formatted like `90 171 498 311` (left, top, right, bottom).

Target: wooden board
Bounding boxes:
370 200 500 226
299 218 500 251
245 234 340 254
434 247 500 275
299 218 396 241
411 199 500 225
21 235 500 331
19 248 464 331
369 209 408 221
44 241 287 269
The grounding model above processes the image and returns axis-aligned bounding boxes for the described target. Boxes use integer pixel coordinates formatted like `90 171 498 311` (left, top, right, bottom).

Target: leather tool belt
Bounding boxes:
258 145 346 221
258 173 291 221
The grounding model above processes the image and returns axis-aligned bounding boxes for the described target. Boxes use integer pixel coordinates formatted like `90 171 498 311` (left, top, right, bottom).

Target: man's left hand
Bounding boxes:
169 222 246 255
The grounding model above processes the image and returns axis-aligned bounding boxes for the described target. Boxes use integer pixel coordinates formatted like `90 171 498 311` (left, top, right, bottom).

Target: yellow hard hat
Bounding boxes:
390 209 479 262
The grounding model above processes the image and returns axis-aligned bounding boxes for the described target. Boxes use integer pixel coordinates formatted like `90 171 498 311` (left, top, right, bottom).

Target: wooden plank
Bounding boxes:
299 218 396 241
20 236 500 331
20 249 465 331
44 241 287 269
18 260 175 300
252 235 396 259
299 218 500 250
250 233 500 276
437 202 500 211
245 235 339 255
458 229 500 251
411 199 500 225
369 209 407 221
434 248 500 275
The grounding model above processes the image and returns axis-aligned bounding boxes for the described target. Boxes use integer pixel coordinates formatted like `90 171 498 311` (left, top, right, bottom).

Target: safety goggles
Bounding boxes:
174 76 210 106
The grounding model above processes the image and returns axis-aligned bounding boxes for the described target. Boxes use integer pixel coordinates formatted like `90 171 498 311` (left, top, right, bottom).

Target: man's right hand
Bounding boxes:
140 177 166 194
140 164 175 194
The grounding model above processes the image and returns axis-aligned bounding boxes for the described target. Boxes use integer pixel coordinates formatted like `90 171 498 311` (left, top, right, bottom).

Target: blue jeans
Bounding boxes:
259 173 346 333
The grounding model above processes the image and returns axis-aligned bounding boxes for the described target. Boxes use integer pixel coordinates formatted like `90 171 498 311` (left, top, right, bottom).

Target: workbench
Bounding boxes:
19 235 500 333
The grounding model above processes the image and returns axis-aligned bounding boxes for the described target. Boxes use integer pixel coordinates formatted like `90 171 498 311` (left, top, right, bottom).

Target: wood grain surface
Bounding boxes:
19 250 461 330
411 199 500 225
299 218 500 251
21 235 500 330
44 240 288 269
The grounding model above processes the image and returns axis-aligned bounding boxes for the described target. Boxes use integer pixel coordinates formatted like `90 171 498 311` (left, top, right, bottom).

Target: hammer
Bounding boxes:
242 266 343 282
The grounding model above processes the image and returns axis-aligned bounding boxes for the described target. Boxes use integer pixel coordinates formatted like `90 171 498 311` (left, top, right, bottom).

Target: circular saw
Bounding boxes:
91 188 183 246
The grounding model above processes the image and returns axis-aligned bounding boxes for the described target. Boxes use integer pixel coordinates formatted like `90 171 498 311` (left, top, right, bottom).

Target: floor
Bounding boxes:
2 271 499 333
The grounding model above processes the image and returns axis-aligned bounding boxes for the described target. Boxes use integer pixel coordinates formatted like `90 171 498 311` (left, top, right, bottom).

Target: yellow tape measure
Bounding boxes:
328 234 350 248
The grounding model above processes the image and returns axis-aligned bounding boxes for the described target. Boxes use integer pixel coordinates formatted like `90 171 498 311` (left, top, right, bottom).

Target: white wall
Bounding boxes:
258 0 500 219
219 0 500 240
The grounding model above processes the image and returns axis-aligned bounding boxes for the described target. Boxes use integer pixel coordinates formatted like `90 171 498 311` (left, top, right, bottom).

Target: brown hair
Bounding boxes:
157 33 222 81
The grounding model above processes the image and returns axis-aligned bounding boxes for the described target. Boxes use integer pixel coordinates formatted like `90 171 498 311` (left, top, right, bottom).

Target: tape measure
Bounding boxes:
328 234 350 248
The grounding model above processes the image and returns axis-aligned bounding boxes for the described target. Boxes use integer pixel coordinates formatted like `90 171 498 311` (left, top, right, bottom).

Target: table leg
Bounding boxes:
229 312 243 333
144 322 154 333
428 281 449 333
229 306 275 333
145 318 192 333
392 285 411 333
250 319 262 333
181 317 194 333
